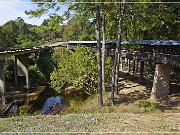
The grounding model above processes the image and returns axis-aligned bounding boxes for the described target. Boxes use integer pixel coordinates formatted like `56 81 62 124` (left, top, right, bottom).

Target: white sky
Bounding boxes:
0 0 67 26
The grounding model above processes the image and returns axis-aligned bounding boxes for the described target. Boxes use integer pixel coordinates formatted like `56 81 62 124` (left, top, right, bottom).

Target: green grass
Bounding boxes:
61 91 180 114
0 113 180 133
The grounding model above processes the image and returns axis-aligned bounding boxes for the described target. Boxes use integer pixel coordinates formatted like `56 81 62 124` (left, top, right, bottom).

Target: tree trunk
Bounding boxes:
101 3 106 92
96 4 103 106
111 0 125 105
115 52 120 95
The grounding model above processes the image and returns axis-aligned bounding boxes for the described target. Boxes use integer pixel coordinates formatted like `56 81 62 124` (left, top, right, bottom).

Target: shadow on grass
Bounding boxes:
28 84 56 114
106 70 180 111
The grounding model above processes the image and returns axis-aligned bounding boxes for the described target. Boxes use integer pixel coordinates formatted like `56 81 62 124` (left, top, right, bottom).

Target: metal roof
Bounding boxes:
0 40 180 59
69 40 180 46
0 42 67 59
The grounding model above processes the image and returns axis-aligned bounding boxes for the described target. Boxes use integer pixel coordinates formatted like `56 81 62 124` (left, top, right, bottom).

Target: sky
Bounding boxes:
0 0 68 26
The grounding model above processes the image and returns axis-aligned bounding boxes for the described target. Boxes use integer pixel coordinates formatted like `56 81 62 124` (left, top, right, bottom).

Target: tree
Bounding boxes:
51 46 98 94
62 16 95 41
1 20 18 48
96 4 103 106
0 27 9 50
101 3 106 92
111 0 126 105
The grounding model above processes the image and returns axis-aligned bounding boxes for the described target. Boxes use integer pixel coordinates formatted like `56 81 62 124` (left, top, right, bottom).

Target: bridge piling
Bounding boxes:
0 60 6 105
150 64 170 99
127 59 131 73
140 60 144 83
14 54 29 89
132 60 136 76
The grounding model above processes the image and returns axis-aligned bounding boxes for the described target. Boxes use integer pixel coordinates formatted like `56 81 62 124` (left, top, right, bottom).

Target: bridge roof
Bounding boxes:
69 40 180 46
0 40 180 60
0 42 67 59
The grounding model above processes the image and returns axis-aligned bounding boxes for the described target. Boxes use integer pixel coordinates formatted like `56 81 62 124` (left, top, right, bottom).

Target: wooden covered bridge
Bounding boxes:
0 40 180 104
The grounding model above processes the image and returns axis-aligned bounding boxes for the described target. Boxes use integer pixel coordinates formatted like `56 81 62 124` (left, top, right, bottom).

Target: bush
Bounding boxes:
139 100 158 113
50 46 112 94
29 65 45 85
37 49 54 81
4 58 15 88
4 58 14 80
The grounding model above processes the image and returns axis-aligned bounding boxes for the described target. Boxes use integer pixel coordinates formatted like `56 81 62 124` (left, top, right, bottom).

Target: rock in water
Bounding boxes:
9 104 17 114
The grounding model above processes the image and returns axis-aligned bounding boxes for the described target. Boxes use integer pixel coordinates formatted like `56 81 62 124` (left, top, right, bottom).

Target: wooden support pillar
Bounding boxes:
147 61 152 75
127 59 130 73
34 52 39 63
120 57 123 70
125 57 128 68
132 60 136 76
140 60 144 83
136 60 139 72
14 54 29 89
67 44 70 49
0 60 6 105
150 64 170 99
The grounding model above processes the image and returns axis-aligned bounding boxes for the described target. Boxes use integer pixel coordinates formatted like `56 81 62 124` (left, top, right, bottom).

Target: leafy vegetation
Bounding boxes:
0 16 63 50
29 65 45 85
139 100 158 113
0 1 179 112
50 46 112 95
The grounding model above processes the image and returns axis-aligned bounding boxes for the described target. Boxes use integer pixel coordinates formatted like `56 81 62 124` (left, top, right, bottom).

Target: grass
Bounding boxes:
61 91 180 114
0 113 180 133
0 85 180 133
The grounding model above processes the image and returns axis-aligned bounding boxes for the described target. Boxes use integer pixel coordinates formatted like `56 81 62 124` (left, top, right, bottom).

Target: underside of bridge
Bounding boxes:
0 54 29 105
119 43 180 99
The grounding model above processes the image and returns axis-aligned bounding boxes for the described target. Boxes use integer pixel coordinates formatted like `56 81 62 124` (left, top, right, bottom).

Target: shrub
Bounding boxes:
139 100 158 113
29 65 45 85
50 46 112 94
37 49 54 81
4 58 14 82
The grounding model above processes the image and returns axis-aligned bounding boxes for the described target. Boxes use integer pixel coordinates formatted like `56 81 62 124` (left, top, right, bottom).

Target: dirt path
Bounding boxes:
0 113 180 134
117 70 180 109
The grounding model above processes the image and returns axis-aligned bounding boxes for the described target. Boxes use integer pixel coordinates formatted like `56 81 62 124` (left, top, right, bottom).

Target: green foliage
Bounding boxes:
29 65 45 85
4 58 15 88
4 58 14 81
0 27 9 49
31 16 63 42
63 16 95 41
16 34 43 48
0 16 63 50
139 100 158 113
37 49 54 81
50 46 112 94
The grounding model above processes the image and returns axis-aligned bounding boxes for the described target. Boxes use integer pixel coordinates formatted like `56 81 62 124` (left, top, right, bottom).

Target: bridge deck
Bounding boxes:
0 42 67 59
0 40 180 64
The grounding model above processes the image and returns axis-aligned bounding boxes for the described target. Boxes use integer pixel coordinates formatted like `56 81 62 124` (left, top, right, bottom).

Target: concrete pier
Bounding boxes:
14 54 29 89
0 60 6 105
150 64 170 99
